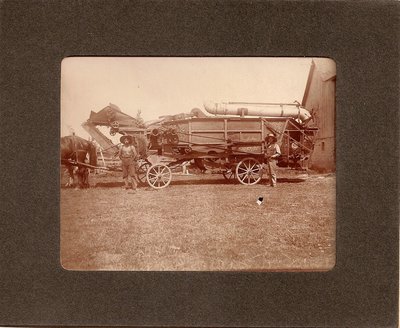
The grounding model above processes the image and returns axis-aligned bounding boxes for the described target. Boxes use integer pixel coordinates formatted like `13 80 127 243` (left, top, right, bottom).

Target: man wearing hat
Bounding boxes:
118 135 139 190
264 133 281 187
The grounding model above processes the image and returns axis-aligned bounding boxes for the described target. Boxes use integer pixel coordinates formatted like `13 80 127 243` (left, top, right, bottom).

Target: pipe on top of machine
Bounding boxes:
203 101 312 122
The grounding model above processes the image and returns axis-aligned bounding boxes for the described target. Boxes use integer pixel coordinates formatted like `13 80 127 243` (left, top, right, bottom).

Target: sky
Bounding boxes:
61 57 312 139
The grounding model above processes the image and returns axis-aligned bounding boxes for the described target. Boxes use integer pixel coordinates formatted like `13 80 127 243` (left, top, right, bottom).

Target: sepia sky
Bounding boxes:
61 57 313 138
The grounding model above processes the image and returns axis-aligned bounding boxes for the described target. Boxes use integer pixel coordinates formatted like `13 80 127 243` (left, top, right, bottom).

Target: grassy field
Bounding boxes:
60 171 336 271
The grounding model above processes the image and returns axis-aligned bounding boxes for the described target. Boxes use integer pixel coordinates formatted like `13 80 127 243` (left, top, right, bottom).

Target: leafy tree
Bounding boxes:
135 109 146 128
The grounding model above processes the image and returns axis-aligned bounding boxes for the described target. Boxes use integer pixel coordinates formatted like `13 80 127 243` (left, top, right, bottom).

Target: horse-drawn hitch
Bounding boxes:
62 102 318 189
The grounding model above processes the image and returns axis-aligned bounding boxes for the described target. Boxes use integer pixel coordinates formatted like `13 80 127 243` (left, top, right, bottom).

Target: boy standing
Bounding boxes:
264 133 281 187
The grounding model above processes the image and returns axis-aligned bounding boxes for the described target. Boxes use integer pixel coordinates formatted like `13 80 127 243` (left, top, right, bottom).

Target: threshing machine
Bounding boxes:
82 102 318 189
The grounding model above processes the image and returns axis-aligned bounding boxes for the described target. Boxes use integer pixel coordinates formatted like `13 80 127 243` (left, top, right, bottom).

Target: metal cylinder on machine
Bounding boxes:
190 107 207 118
203 101 312 122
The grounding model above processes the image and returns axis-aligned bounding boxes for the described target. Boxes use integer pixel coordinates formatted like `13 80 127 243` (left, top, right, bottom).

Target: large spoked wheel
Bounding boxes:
236 157 263 185
137 162 151 186
146 164 172 189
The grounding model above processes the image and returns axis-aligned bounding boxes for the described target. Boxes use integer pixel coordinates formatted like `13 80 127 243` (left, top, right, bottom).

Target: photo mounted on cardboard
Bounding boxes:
60 57 336 271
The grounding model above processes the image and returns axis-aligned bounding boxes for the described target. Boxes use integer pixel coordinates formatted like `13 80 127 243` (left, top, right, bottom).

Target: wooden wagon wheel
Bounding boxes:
137 162 151 186
146 164 172 189
235 157 263 185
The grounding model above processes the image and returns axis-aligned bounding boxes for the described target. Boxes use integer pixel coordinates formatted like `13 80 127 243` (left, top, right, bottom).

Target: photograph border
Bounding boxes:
0 1 398 327
60 56 336 272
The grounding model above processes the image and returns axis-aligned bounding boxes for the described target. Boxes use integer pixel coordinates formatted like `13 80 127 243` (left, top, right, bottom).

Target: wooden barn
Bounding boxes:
302 58 336 172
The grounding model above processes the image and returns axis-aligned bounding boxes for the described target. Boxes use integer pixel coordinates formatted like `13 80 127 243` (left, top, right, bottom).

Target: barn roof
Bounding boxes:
301 59 337 106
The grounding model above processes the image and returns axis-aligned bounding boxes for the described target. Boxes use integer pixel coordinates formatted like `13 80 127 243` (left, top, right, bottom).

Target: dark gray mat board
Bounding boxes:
0 1 398 327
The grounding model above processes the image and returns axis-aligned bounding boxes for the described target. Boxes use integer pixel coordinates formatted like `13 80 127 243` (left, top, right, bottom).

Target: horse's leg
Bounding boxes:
66 165 74 187
72 166 80 188
82 168 89 188
76 167 90 188
85 169 90 188
76 168 84 189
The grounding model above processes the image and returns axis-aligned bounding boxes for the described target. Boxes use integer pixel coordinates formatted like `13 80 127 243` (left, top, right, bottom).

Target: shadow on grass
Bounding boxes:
169 178 305 186
88 177 306 188
92 182 125 188
166 178 234 186
278 178 306 184
91 182 153 188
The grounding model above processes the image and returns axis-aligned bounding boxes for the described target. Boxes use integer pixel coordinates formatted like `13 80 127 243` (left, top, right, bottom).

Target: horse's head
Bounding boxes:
60 136 74 160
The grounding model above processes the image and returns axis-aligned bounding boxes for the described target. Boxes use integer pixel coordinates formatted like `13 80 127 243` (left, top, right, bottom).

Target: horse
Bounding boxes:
60 135 98 188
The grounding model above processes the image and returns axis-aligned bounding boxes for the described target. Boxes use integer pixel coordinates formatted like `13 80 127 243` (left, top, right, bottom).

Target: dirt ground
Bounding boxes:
60 170 336 271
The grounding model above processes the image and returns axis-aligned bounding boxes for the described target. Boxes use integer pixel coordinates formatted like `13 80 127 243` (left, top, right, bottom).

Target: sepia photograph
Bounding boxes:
60 57 336 271
1 0 397 326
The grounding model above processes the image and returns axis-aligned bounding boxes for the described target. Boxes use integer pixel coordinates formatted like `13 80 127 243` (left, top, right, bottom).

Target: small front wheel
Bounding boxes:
137 162 151 186
236 157 263 185
146 164 172 189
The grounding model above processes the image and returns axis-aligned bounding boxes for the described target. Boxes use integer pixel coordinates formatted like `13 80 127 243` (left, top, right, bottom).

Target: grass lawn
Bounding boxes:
61 171 336 271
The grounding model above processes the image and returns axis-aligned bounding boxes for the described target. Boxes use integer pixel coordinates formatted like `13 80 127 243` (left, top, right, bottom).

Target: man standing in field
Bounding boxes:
118 135 139 191
264 133 281 187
